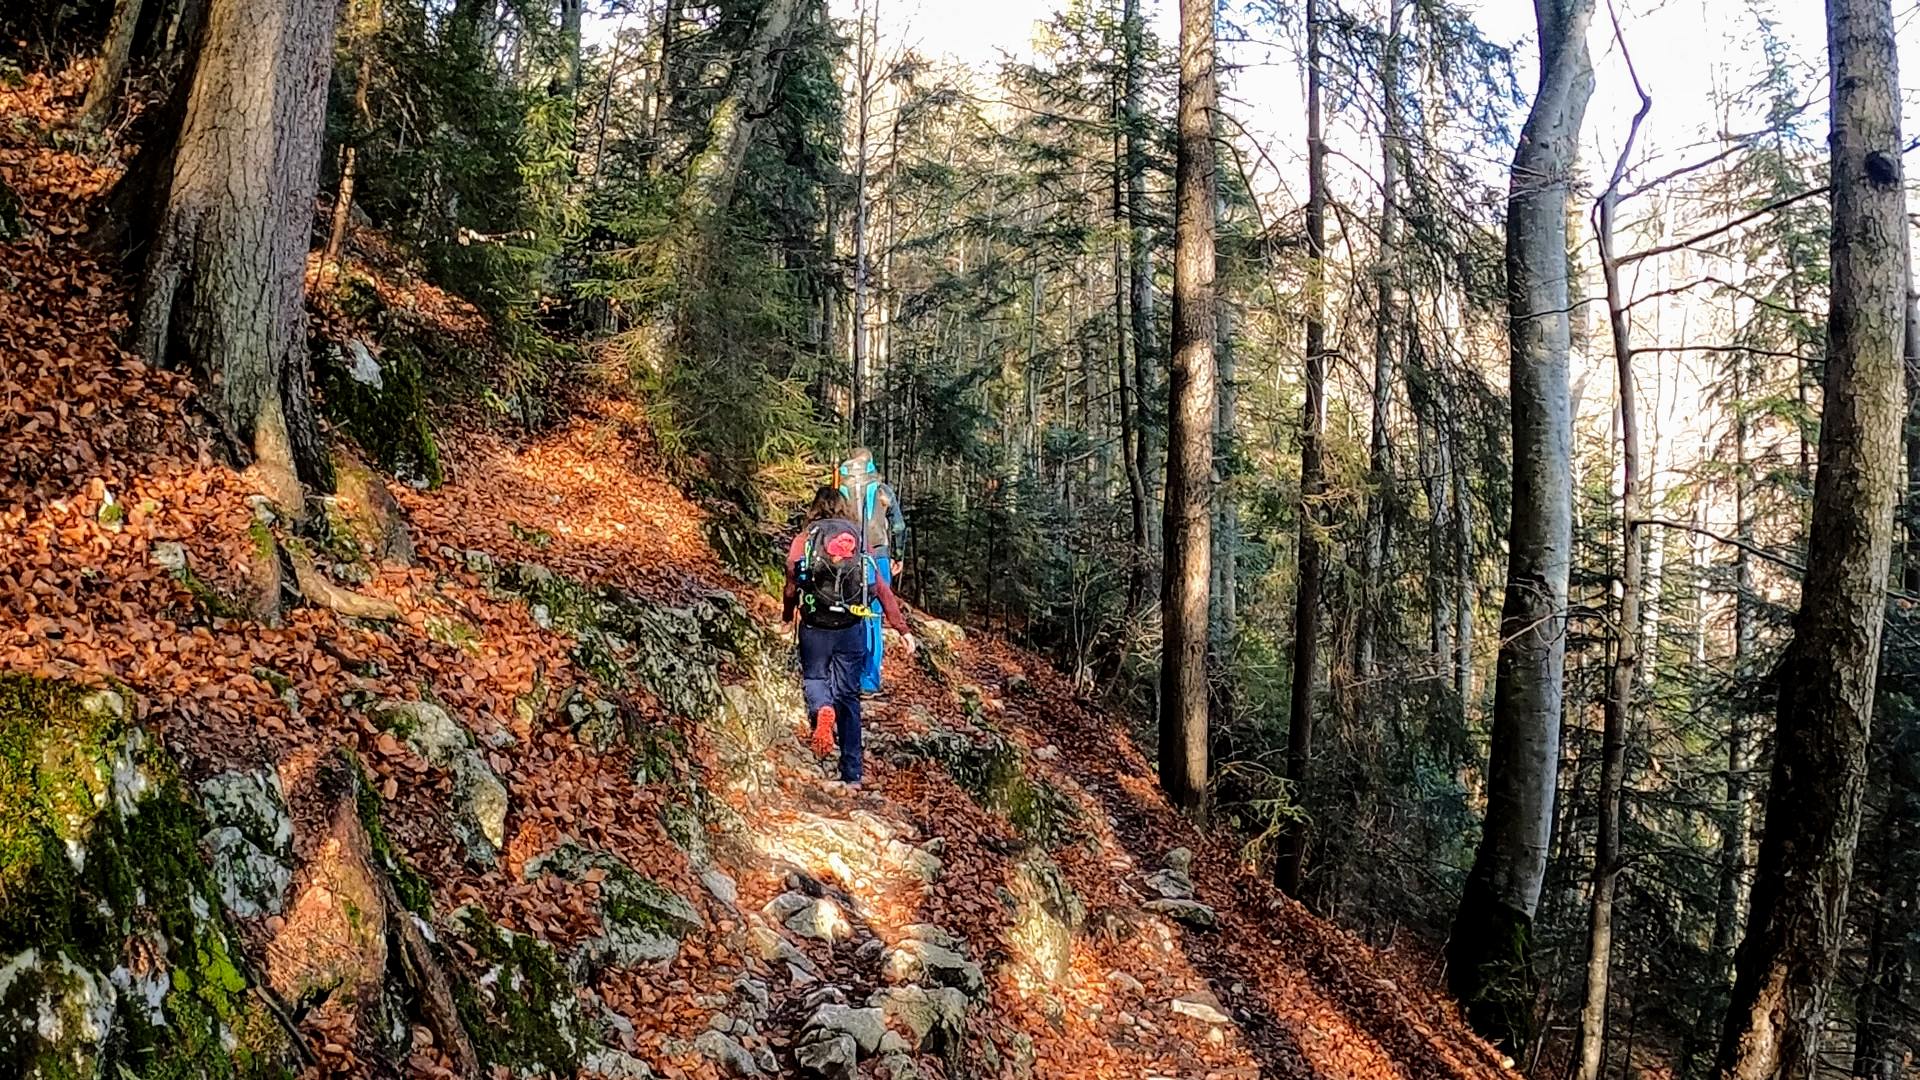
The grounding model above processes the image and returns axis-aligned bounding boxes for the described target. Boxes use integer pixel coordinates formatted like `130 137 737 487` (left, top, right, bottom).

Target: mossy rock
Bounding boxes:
0 675 294 1079
496 562 757 723
522 842 701 974
901 727 1078 849
447 906 583 1077
315 335 443 490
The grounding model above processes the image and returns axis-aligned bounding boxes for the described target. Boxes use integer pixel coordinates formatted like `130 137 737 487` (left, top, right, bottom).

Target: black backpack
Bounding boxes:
797 518 873 629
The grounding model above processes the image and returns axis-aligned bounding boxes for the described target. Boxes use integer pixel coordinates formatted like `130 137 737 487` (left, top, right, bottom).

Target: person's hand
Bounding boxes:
778 621 795 641
902 633 917 658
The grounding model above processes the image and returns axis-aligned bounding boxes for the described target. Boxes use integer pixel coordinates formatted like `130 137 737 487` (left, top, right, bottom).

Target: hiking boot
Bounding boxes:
811 705 837 758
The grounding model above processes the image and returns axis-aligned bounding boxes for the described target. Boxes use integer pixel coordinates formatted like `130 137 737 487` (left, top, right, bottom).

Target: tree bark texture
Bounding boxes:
135 0 340 508
1447 0 1593 1054
1714 0 1908 1075
1279 0 1329 898
1158 0 1217 823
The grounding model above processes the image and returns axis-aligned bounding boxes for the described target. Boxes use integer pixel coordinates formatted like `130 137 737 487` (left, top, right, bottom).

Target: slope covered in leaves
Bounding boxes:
1 69 1516 1080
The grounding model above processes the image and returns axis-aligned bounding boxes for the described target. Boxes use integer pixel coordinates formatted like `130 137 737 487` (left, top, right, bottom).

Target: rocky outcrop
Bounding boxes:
524 842 704 974
370 699 509 866
0 676 296 1078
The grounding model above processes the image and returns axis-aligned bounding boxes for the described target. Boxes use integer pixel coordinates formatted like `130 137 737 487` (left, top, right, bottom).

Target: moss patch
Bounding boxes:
0 675 292 1079
343 751 434 918
447 907 581 1077
1445 875 1537 1055
904 726 1078 849
315 334 444 490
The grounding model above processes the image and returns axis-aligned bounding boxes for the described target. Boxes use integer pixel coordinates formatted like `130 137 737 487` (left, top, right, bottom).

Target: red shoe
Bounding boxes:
811 706 837 757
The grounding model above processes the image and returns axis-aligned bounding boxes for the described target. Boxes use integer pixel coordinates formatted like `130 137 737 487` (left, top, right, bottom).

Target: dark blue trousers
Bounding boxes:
798 620 867 782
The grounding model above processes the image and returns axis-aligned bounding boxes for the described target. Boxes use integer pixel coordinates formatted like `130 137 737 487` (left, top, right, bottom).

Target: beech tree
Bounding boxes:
1159 0 1218 821
1447 0 1594 1053
134 0 342 511
1714 0 1909 1074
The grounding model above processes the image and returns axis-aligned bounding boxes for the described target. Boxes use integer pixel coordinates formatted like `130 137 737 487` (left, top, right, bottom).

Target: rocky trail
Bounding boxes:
0 69 1516 1080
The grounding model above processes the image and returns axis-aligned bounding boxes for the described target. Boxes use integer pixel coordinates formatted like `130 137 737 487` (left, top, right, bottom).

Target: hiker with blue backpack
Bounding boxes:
837 449 907 694
781 487 914 791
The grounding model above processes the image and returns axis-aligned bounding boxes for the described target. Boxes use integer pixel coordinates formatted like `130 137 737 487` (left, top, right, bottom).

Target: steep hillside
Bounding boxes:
1 69 1517 1080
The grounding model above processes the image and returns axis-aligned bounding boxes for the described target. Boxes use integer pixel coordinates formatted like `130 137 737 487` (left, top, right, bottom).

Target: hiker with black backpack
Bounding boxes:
781 487 915 791
837 449 907 693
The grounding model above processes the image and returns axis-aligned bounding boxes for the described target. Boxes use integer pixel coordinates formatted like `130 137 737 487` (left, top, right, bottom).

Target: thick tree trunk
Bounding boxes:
1447 0 1593 1054
1278 0 1329 899
135 0 340 508
1714 0 1908 1075
1158 0 1217 823
1576 132 1648 1080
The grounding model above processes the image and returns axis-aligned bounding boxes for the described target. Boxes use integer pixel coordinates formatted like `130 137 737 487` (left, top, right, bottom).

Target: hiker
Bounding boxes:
781 487 914 790
837 448 907 693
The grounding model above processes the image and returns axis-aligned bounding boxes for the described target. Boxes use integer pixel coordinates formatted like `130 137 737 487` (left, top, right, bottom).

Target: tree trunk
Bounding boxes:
1114 78 1150 619
1158 0 1217 823
1356 0 1405 688
1576 122 1648 1080
1278 0 1329 899
1447 0 1593 1053
1213 300 1239 652
325 0 378 274
79 0 146 131
679 0 805 229
1124 0 1158 565
1714 0 1908 1074
850 0 872 446
135 0 340 509
559 0 583 97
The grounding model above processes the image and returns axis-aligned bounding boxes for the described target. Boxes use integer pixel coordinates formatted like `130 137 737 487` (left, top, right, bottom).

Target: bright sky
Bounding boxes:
826 0 1920 214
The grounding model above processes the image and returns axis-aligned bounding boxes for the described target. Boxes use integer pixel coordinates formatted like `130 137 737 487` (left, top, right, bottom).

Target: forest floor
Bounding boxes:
1 68 1517 1080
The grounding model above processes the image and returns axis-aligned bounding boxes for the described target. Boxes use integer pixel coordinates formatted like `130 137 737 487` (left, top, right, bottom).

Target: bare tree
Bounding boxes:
1576 28 1651 1077
1716 0 1909 1070
1446 0 1594 1053
1158 0 1217 822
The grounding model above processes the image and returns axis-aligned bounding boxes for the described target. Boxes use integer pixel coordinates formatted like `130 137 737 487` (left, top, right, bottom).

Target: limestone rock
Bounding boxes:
582 1047 656 1078
794 1029 857 1080
869 985 968 1056
1170 992 1231 1025
1007 854 1085 989
1143 898 1218 930
372 700 508 866
198 769 295 918
695 1029 760 1077
881 939 983 996
1144 867 1195 901
771 895 851 942
448 906 584 1076
526 842 702 971
879 1051 921 1079
1165 847 1193 873
805 1004 888 1054
0 951 117 1076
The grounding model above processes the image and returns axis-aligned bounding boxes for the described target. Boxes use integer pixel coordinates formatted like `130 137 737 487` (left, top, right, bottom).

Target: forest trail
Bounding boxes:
0 68 1513 1080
